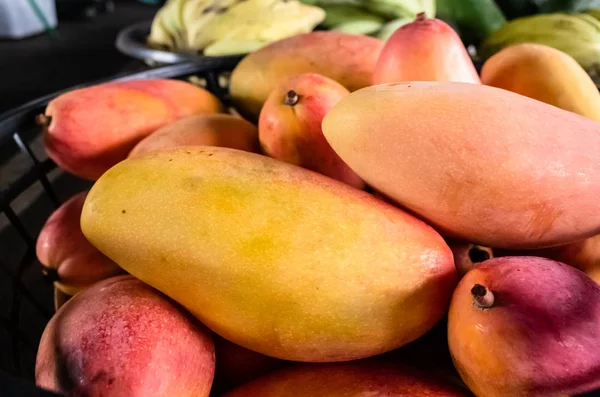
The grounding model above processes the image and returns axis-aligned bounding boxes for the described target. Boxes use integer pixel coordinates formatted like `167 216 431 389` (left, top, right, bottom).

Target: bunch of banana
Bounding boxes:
479 12 600 76
300 0 434 38
148 0 325 56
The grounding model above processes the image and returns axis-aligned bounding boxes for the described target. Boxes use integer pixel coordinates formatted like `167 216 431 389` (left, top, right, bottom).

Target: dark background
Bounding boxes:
0 0 162 114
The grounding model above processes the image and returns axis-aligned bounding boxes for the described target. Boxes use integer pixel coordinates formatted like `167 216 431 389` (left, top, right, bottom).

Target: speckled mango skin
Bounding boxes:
448 257 600 397
35 275 215 397
322 81 600 250
224 359 471 397
81 146 457 362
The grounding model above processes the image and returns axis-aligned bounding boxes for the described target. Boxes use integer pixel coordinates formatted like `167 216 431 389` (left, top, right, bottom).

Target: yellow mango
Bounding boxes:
81 147 456 362
481 43 600 122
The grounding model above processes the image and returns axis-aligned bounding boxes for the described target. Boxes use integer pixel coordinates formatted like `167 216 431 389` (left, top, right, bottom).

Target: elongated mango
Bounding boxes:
81 147 456 362
322 82 600 250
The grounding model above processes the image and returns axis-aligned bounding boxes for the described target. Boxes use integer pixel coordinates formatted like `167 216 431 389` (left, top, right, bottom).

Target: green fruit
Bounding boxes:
584 7 600 20
334 20 384 35
362 0 435 19
320 4 384 29
436 0 506 45
376 17 412 40
480 13 600 76
203 39 269 56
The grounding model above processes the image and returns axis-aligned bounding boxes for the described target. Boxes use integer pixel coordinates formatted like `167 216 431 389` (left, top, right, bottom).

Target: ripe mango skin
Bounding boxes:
322 81 600 250
224 359 470 397
481 43 600 122
81 146 456 362
35 275 215 397
448 257 600 397
44 79 223 180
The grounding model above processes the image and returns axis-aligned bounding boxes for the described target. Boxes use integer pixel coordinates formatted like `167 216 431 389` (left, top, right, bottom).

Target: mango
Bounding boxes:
213 336 287 394
373 13 481 85
36 191 124 296
495 234 600 285
35 275 215 397
41 79 223 180
229 31 384 121
446 239 493 278
258 73 364 189
448 257 600 397
322 81 600 249
81 146 456 362
128 114 259 158
224 359 471 396
481 43 600 122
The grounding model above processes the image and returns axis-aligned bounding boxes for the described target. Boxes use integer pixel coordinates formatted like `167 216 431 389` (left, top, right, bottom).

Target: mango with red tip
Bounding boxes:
259 73 363 189
448 256 600 397
35 275 215 397
42 79 223 180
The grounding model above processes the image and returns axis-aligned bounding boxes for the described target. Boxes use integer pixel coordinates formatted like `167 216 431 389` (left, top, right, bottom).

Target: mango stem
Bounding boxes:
36 114 51 127
468 246 490 264
416 12 427 22
471 284 494 309
41 265 60 283
284 90 299 107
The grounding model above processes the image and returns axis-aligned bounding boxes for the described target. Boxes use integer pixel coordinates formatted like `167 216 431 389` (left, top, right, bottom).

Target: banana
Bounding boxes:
480 13 600 76
320 4 384 29
360 0 435 19
584 8 600 21
149 0 325 54
203 39 269 56
148 7 175 48
185 0 242 51
156 0 188 49
189 0 325 53
376 16 412 40
334 20 384 35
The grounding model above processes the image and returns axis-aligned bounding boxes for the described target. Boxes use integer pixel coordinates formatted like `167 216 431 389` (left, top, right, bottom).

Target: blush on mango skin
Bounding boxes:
224 359 471 397
258 72 364 190
35 275 216 397
36 191 124 296
373 13 481 85
41 79 223 180
448 256 600 397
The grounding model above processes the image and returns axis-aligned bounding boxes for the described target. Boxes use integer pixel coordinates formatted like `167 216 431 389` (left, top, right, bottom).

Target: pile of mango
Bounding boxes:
34 13 600 397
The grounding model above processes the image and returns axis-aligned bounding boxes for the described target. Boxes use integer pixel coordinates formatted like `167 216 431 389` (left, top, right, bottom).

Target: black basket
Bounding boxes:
0 61 235 395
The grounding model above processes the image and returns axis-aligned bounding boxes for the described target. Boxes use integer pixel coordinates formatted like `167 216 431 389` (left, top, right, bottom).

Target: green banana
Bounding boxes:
203 39 269 56
480 13 600 76
334 20 384 35
584 7 600 20
303 0 435 19
320 4 384 29
361 0 435 19
376 17 413 40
